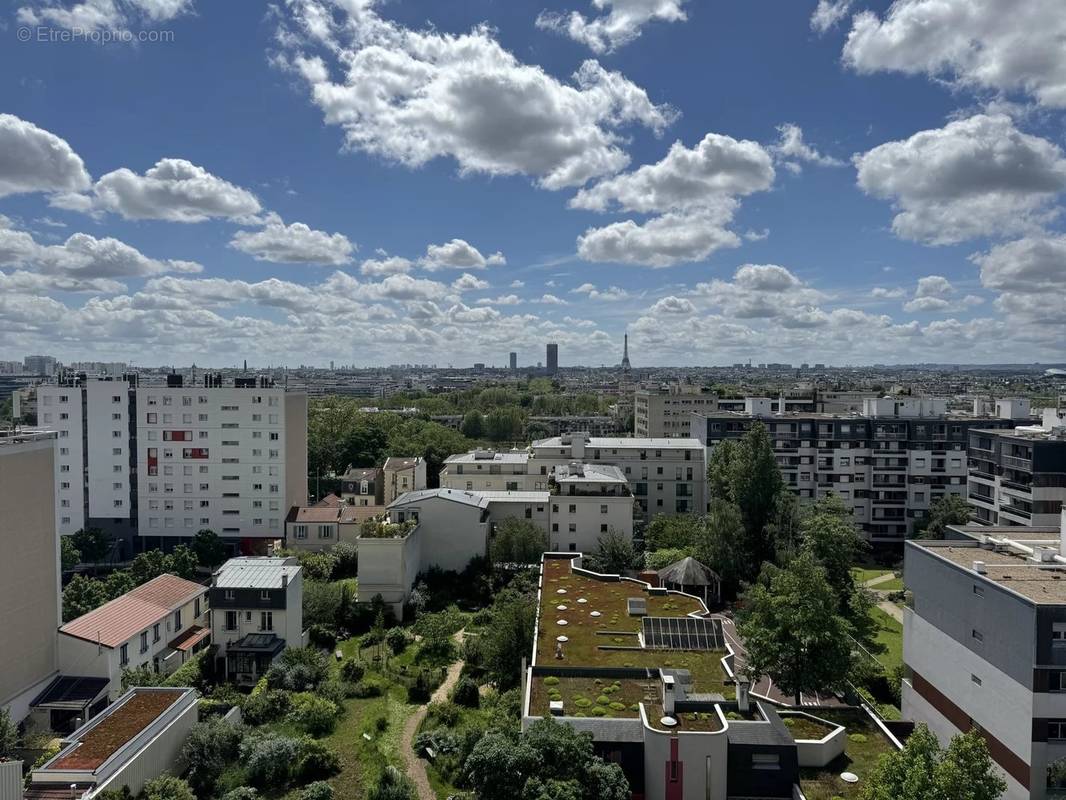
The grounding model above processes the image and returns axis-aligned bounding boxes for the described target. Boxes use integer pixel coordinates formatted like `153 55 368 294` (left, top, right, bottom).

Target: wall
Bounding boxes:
391 496 488 573
37 384 86 535
0 437 60 721
285 392 309 511
357 530 421 611
641 711 729 800
548 495 633 552
85 381 132 521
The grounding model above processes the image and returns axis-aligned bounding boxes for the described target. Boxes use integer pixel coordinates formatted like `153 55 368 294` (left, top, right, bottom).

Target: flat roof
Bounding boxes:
214 557 301 589
911 541 1066 604
971 426 1066 442
533 436 703 449
948 523 1060 543
554 463 627 483
444 450 531 464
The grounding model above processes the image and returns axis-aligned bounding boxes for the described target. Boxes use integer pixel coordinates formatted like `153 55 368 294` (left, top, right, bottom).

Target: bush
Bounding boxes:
289 693 341 737
451 677 480 708
241 689 291 725
340 659 366 683
407 670 432 704
352 680 383 698
299 551 338 582
425 701 460 728
542 676 560 686
332 542 359 578
318 678 349 707
268 647 331 691
240 733 299 787
181 718 245 796
296 738 341 781
368 766 416 800
849 733 868 743
375 715 389 732
299 782 334 800
140 774 195 800
308 623 338 651
220 790 259 800
385 627 409 656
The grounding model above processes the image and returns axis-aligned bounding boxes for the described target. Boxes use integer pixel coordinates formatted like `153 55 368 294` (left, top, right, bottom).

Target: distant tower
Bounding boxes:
509 352 517 370
621 332 631 372
546 343 559 375
243 359 247 371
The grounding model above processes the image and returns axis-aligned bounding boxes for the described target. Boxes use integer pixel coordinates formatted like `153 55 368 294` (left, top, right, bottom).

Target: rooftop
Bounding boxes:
293 506 345 523
384 456 422 470
388 487 550 509
554 463 627 484
971 425 1066 442
341 466 381 480
60 574 206 648
948 523 1061 543
213 557 301 589
444 449 531 464
533 435 703 450
911 539 1066 604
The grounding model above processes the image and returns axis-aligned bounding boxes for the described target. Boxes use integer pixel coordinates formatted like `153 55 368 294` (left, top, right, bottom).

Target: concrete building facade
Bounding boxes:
634 385 718 438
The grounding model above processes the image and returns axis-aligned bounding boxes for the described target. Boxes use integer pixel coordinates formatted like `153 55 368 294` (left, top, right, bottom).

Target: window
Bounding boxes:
173 609 182 630
318 525 333 539
119 643 129 665
600 504 608 514
1050 721 1066 740
225 611 238 631
568 504 576 513
972 629 984 643
260 590 270 601
153 623 161 642
140 631 149 653
752 753 780 770
225 589 235 600
973 585 985 598
260 611 273 631
1053 624 1066 644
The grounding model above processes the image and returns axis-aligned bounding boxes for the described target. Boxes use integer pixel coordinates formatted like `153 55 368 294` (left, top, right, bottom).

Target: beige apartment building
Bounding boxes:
634 385 719 438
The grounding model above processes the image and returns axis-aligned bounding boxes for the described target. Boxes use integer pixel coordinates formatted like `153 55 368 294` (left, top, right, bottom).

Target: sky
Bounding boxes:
0 0 1065 368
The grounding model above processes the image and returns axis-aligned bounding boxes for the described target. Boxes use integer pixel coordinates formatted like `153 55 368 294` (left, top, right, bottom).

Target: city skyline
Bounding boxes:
1 1 1066 367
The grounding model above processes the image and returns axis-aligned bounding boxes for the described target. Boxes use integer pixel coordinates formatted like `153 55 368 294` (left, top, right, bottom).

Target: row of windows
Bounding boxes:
223 610 273 632
146 395 280 407
145 483 280 494
147 517 280 529
119 604 200 665
292 524 335 539
145 413 281 425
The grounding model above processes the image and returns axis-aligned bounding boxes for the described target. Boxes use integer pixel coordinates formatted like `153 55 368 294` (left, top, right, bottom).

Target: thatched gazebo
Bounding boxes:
657 556 721 605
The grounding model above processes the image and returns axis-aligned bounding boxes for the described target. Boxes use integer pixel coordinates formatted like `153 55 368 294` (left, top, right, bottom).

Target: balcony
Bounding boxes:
968 468 995 481
1001 505 1032 520
1002 454 1033 471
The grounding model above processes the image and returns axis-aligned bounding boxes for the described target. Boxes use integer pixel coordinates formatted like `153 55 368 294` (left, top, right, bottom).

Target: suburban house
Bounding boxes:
383 456 427 504
285 501 384 552
24 687 199 800
209 556 303 685
521 553 905 799
340 465 384 506
58 574 210 701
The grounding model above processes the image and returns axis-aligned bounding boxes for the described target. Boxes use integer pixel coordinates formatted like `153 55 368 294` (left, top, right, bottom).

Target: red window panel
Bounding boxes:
183 448 209 459
147 447 158 476
164 431 192 441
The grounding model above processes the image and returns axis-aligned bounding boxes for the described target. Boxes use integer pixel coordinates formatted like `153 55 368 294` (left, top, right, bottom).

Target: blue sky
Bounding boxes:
1 0 1064 367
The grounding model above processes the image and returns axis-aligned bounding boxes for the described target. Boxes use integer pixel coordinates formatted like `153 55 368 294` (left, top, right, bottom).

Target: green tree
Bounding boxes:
482 590 537 689
585 528 638 574
460 410 484 438
484 408 524 442
140 773 196 800
62 573 109 621
61 536 81 571
102 569 136 600
0 708 18 758
490 518 549 564
736 552 855 705
799 495 866 613
129 549 169 585
72 527 112 573
915 494 972 539
181 718 245 797
644 514 701 551
692 500 746 599
860 725 1005 800
192 529 226 568
166 544 198 579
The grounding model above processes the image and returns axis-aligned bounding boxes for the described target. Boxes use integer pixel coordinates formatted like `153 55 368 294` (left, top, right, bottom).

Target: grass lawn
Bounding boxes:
876 576 904 591
799 708 898 800
850 567 894 584
869 607 903 673
529 676 646 718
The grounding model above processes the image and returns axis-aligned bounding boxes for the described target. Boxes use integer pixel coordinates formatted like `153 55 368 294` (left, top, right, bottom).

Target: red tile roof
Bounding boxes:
169 625 209 652
60 574 206 648
339 504 385 523
312 493 343 508
294 507 342 523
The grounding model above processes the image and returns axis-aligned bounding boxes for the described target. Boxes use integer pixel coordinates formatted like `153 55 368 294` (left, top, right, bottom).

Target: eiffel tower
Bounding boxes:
621 331 631 372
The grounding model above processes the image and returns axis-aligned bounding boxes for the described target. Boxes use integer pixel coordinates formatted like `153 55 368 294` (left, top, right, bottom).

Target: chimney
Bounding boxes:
737 678 751 713
662 674 676 715
973 560 987 575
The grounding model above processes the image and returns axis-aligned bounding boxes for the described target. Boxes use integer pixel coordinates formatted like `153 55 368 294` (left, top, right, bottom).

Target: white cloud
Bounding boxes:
843 0 1066 108
577 207 742 268
810 0 852 34
903 296 951 313
420 239 506 271
17 0 194 32
692 263 825 321
539 293 569 305
86 158 262 223
854 114 1066 244
770 123 844 171
570 282 631 301
510 279 525 288
915 275 954 297
0 114 91 198
451 273 490 292
650 295 695 314
536 0 688 54
743 228 769 242
971 234 1066 293
229 215 354 265
475 294 521 306
278 2 676 190
871 286 905 299
359 256 413 277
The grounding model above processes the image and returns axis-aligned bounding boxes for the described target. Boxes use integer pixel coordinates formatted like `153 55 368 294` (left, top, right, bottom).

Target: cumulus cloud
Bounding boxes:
229 215 354 265
0 114 91 198
691 263 825 322
915 275 954 298
650 295 695 314
539 293 569 305
451 272 490 292
360 256 413 277
770 123 844 172
571 282 631 300
810 0 852 34
971 235 1066 293
578 207 742 268
475 294 521 306
277 1 676 190
903 296 951 313
535 0 688 54
81 158 262 223
854 114 1066 244
871 286 905 299
420 239 506 271
843 0 1066 108
17 0 193 32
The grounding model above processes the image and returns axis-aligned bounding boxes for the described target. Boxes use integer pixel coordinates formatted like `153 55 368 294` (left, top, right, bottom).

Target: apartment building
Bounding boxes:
440 449 538 491
548 463 633 550
634 385 718 438
37 374 308 554
692 397 1024 546
58 573 210 700
209 556 303 685
383 456 427 504
902 519 1066 799
340 465 384 505
968 407 1066 527
0 431 61 724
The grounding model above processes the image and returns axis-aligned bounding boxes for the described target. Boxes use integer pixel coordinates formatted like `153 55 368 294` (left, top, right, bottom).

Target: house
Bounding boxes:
383 456 427 504
209 556 303 685
386 488 495 573
340 465 384 506
58 574 210 701
285 502 384 551
548 462 634 551
24 687 199 800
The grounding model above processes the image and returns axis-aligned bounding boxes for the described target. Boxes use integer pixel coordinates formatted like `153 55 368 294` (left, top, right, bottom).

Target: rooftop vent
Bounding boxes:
973 560 987 575
473 450 496 460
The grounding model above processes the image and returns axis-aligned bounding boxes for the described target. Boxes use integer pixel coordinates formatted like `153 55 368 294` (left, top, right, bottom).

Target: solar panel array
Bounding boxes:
642 616 724 650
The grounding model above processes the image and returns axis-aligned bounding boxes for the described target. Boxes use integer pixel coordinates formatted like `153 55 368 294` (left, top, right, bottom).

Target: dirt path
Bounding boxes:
877 600 904 624
401 631 465 800
864 572 899 588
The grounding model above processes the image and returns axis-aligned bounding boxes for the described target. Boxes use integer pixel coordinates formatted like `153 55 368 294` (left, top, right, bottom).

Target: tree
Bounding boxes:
860 725 1005 800
692 500 746 599
484 408 524 442
585 528 638 574
61 536 81 571
490 518 548 564
102 569 136 600
736 553 855 705
167 544 198 579
62 573 108 621
482 590 537 689
915 494 972 539
181 719 245 797
0 708 18 758
644 514 701 551
192 529 225 568
799 495 866 614
460 410 484 439
139 774 196 800
72 527 112 573
129 549 169 585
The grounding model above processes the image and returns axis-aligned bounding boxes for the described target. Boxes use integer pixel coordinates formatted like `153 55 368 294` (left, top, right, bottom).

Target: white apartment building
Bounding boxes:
209 556 303 685
37 375 308 553
634 385 718 438
548 463 633 551
58 573 210 701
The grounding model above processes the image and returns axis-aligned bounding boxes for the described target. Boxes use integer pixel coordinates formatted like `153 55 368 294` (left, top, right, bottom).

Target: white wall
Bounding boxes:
357 530 421 612
390 497 488 573
38 384 86 535
641 710 729 800
548 495 632 552
86 380 131 520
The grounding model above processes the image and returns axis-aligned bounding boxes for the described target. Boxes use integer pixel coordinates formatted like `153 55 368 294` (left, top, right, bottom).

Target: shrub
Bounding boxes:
299 782 334 800
299 551 338 582
140 774 195 800
849 733 868 743
385 627 409 656
590 707 607 717
352 680 383 698
240 733 299 787
451 677 480 708
340 659 365 683
596 695 610 706
181 718 245 796
332 542 359 578
296 737 341 781
609 702 626 711
308 624 338 651
426 701 460 728
375 716 389 733
220 790 259 800
289 693 341 736
368 766 416 800
241 689 291 725
407 671 432 704
543 676 560 686
318 678 349 707
574 698 592 708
